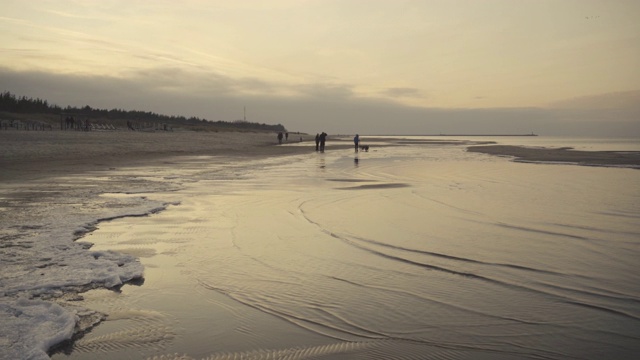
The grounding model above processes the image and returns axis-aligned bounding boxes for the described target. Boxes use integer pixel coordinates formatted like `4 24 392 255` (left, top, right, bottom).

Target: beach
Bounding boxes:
1 131 639 360
3 132 639 181
0 130 322 182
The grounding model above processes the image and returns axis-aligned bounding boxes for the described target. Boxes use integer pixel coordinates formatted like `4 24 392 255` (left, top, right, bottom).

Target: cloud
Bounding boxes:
545 91 640 131
1 67 638 137
293 82 355 100
380 87 423 99
548 90 640 111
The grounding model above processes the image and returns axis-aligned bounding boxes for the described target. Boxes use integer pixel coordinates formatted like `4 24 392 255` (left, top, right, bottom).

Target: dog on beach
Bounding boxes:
359 145 369 152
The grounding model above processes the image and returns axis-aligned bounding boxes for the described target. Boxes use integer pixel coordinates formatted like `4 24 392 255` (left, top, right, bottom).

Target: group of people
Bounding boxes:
277 131 363 153
64 116 91 131
64 116 75 129
314 132 327 152
277 131 289 144
312 132 365 153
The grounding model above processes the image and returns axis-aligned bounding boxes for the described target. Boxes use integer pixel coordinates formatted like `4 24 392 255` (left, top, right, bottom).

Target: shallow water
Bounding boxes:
46 138 640 359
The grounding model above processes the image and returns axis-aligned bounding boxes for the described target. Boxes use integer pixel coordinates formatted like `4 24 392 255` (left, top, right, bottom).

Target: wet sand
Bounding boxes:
2 131 639 359
467 144 640 167
49 138 640 359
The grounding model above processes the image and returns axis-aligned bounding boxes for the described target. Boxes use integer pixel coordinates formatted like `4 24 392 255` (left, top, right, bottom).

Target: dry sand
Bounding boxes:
467 144 640 167
0 130 324 182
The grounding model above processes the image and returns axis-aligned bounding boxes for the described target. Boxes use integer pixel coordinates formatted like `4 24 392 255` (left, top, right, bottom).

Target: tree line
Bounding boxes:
0 91 286 132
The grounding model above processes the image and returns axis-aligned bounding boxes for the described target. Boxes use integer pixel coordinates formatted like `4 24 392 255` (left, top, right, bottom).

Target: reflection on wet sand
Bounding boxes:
50 137 640 360
335 183 410 190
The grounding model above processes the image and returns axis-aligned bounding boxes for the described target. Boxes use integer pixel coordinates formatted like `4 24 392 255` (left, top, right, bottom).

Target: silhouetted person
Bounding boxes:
285 132 289 141
315 133 320 151
319 132 327 152
354 134 360 152
277 132 283 144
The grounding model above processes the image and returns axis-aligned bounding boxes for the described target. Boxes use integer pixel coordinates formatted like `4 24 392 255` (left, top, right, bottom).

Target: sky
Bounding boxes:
1 0 639 136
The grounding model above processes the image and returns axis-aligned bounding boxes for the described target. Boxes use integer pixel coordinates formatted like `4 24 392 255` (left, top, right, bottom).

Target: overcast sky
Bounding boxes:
1 0 639 136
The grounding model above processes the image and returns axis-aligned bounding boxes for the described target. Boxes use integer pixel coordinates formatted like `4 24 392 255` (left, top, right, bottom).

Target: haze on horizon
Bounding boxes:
1 0 639 136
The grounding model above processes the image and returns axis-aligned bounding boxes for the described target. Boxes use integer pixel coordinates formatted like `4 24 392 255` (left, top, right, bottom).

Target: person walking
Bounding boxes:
319 132 327 152
354 134 360 152
315 133 320 151
277 132 283 144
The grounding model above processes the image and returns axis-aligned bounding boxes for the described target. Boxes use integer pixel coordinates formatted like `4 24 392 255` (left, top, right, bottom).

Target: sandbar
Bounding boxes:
467 144 640 167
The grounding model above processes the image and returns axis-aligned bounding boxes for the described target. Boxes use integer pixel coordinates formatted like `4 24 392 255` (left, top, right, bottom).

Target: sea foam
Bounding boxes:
0 168 176 359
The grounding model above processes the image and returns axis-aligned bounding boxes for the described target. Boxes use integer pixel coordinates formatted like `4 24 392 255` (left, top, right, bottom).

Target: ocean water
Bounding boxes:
2 136 639 360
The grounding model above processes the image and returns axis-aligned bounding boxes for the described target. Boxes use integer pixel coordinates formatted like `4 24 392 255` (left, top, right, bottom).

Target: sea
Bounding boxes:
1 136 639 360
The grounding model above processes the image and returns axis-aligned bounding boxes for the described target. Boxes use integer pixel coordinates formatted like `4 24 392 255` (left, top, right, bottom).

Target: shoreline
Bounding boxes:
3 131 639 184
